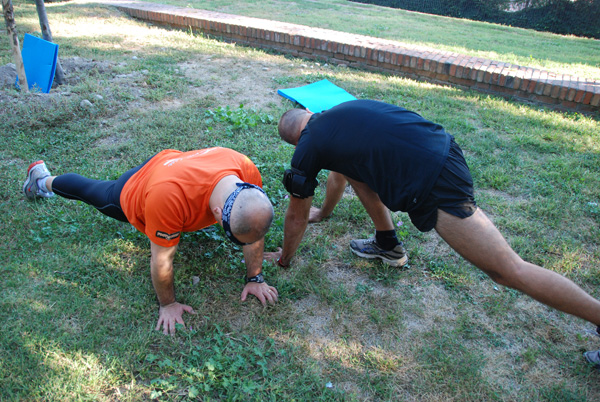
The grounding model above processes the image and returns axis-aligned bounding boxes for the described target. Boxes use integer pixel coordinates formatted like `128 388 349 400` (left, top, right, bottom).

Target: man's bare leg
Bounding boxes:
345 177 394 231
435 208 600 325
309 171 348 222
343 177 407 266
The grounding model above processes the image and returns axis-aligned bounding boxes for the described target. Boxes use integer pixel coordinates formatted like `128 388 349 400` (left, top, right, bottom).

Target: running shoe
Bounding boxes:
584 349 600 369
23 160 54 199
350 237 408 267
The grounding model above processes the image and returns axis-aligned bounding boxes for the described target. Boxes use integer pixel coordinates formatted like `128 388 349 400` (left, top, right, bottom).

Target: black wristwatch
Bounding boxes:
245 273 265 284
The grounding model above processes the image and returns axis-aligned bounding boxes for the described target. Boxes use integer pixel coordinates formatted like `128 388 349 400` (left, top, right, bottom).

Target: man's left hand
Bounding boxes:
241 282 279 305
263 247 282 264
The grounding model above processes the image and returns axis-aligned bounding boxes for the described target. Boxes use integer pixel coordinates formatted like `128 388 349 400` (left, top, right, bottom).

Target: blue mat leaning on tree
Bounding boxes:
277 79 356 113
16 34 59 93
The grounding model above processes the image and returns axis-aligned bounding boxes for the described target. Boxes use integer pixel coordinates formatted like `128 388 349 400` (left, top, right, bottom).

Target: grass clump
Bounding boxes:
144 325 345 401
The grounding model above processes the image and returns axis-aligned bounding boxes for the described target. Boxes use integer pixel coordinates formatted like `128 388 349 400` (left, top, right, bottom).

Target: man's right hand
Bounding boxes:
263 247 283 265
156 302 196 335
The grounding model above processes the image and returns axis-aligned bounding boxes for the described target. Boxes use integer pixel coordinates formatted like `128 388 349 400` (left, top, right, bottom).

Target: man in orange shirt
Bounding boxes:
23 147 277 335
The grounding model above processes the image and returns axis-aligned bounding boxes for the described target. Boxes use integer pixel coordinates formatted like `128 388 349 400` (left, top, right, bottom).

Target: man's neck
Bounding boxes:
296 112 313 143
209 175 242 210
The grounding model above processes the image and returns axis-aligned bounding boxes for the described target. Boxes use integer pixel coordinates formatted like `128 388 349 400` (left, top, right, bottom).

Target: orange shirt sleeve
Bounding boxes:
242 162 263 189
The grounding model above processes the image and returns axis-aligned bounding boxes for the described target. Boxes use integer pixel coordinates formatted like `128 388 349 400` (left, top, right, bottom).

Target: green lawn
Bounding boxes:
1 1 599 401
139 0 600 81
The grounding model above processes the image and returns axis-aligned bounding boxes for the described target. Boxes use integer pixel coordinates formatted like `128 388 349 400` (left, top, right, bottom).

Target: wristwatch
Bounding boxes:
245 273 265 283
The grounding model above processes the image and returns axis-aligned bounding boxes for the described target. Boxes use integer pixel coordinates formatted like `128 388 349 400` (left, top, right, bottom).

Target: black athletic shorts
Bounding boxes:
408 138 477 232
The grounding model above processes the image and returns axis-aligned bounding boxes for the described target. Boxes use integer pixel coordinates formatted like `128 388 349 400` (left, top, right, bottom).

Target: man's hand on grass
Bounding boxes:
308 206 327 223
156 302 196 335
241 282 279 305
263 247 283 265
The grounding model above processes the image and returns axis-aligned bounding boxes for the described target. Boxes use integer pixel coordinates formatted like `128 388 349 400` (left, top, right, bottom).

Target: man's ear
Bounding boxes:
212 206 223 225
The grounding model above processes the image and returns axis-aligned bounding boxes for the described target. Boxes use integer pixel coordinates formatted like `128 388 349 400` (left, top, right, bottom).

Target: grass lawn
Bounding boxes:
1 0 600 401
139 0 600 81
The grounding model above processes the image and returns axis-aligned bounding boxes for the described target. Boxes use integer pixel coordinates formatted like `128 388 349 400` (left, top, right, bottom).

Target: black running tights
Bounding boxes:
52 160 149 222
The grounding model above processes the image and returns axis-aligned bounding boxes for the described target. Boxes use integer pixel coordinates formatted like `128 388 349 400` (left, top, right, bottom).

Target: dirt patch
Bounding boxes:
0 57 114 91
417 230 454 261
179 54 291 110
478 188 528 205
292 294 336 346
0 53 323 114
0 57 116 109
61 56 115 82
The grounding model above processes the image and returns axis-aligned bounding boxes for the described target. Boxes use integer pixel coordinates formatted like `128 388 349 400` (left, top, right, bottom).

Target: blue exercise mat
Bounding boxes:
16 34 59 93
277 79 356 113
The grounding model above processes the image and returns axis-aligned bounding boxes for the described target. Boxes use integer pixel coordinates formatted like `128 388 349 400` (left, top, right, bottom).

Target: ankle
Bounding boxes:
375 230 399 251
37 178 48 193
37 176 54 194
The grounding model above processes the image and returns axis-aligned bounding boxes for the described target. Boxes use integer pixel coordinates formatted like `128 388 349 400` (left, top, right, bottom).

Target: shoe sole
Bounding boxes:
350 246 408 267
23 160 44 199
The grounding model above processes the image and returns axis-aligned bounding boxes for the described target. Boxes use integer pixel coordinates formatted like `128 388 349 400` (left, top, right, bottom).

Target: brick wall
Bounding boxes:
112 1 600 113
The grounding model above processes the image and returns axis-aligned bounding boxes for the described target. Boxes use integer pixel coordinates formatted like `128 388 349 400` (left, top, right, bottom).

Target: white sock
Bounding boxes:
37 177 50 193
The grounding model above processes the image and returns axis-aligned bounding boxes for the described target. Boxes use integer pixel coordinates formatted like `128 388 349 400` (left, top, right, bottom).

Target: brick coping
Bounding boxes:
106 0 599 113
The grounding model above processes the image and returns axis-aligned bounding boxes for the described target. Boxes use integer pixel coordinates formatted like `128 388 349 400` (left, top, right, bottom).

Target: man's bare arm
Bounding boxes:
281 196 312 265
241 238 278 305
150 241 195 335
264 196 312 267
309 171 347 222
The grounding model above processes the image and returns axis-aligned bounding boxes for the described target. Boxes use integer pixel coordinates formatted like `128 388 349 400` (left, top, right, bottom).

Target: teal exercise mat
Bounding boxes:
16 34 59 93
277 79 356 113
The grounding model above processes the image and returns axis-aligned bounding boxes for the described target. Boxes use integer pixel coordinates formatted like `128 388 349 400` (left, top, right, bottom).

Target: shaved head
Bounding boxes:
278 108 309 144
230 188 274 243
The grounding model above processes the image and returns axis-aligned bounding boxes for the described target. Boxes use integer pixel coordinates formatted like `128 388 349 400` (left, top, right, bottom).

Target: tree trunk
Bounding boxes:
34 0 64 85
2 0 28 91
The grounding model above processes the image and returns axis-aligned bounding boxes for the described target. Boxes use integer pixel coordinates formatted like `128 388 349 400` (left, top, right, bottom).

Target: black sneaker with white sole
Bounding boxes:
350 237 408 267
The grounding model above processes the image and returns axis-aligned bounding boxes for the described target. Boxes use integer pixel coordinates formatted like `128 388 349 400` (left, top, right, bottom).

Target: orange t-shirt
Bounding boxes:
120 147 263 247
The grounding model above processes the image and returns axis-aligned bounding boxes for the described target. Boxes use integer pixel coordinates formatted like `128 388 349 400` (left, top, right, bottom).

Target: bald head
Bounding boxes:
278 108 310 145
229 188 274 243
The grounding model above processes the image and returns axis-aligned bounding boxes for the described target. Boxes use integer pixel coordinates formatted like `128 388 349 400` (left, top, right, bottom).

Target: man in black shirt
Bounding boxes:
265 100 600 351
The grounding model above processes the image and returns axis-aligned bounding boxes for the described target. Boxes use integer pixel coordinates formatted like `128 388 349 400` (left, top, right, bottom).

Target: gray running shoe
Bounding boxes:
23 160 54 199
350 237 408 267
584 349 600 369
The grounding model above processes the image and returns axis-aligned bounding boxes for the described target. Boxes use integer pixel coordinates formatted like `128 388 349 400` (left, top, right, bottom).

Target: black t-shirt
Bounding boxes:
290 100 451 213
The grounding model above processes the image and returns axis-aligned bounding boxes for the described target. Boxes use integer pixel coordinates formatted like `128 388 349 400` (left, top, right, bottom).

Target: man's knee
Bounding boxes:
436 208 526 289
485 269 512 287
479 258 526 290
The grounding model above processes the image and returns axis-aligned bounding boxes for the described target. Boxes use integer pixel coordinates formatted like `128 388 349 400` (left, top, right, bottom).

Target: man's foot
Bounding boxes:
350 237 408 267
23 160 54 199
584 349 600 369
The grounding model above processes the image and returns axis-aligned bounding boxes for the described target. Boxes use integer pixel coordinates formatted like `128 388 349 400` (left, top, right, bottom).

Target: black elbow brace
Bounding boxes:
282 168 318 199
